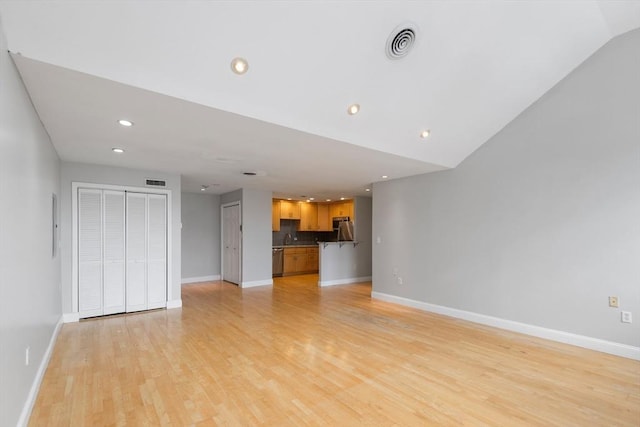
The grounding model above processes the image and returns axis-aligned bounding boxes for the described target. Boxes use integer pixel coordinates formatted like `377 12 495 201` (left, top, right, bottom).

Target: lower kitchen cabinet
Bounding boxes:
283 247 319 275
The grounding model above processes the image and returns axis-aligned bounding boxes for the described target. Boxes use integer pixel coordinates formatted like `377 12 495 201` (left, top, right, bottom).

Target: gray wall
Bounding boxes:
354 196 372 278
220 188 272 285
0 23 62 426
372 29 640 347
240 189 272 284
181 192 220 279
60 162 182 312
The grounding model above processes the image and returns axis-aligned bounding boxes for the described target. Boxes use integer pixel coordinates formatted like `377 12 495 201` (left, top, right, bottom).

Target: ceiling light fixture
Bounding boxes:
112 148 124 153
201 185 209 192
231 57 249 75
118 119 133 127
347 104 360 115
326 199 331 202
309 197 315 201
287 198 292 201
420 129 431 139
340 197 345 201
381 175 388 179
365 188 371 192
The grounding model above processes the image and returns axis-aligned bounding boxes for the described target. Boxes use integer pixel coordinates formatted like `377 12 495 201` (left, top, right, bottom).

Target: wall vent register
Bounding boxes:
145 178 166 187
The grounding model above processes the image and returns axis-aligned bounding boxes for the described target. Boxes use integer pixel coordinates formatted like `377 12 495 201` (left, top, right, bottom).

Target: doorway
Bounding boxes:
222 202 241 285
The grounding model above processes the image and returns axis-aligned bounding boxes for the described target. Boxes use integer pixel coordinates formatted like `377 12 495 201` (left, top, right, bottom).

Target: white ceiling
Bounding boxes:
1 1 639 197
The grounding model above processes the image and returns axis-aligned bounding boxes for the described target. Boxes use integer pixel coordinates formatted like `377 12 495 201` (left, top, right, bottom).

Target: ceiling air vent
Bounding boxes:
145 178 166 187
386 23 418 60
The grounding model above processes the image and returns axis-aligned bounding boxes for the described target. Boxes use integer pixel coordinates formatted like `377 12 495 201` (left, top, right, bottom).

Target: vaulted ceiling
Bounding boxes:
1 1 638 198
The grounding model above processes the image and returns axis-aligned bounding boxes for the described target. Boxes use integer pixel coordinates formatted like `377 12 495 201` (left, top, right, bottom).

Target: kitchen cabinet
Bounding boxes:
272 200 281 231
317 203 332 231
283 247 319 275
330 201 354 219
280 200 301 220
298 202 318 231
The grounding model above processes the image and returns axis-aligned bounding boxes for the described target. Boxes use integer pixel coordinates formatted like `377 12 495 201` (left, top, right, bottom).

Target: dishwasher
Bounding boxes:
272 247 284 277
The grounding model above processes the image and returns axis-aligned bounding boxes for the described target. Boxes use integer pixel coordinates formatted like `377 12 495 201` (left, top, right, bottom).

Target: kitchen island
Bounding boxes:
318 241 372 287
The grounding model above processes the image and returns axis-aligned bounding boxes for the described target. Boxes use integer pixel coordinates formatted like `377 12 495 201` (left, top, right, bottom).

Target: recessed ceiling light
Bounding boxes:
118 119 133 127
381 175 388 179
347 104 360 115
420 129 431 139
326 199 331 202
201 185 209 192
306 199 311 203
309 197 315 201
112 148 124 153
231 57 249 75
365 188 371 192
340 197 345 201
287 198 292 201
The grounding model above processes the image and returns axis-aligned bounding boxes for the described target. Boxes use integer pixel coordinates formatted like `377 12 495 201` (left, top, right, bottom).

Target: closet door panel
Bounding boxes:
78 189 103 318
147 194 167 308
126 193 147 312
103 190 126 315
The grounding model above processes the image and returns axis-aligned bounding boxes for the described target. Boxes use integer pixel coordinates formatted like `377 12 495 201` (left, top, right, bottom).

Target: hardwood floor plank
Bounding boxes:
29 275 640 426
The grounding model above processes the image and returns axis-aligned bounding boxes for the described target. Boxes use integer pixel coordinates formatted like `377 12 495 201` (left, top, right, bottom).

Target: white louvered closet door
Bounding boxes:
147 194 167 309
103 190 126 315
78 189 103 318
126 193 148 312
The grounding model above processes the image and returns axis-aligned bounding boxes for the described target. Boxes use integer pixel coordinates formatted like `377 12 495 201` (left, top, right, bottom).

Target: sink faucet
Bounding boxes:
283 233 292 245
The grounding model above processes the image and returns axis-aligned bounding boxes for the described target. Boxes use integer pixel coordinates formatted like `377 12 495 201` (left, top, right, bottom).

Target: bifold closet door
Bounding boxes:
126 192 148 312
103 190 126 315
147 194 167 309
78 189 103 318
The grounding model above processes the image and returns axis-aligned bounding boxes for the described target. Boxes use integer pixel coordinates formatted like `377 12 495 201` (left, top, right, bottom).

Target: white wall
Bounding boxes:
0 20 62 426
181 192 220 281
372 29 640 350
60 162 182 313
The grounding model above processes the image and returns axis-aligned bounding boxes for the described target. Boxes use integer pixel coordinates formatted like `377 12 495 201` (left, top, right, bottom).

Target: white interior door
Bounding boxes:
222 203 241 285
78 189 103 318
103 190 126 315
147 194 167 309
126 192 147 312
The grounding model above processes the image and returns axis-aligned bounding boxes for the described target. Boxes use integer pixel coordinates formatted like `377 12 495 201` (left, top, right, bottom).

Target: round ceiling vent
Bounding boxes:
386 23 418 59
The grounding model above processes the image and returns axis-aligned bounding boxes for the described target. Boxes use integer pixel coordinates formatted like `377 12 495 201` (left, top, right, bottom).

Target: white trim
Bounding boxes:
181 275 221 284
17 316 63 427
240 279 273 288
371 292 640 361
166 299 182 309
72 182 173 315
62 312 79 323
318 276 372 287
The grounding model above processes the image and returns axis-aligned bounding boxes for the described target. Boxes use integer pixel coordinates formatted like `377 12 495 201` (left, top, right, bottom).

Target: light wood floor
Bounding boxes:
30 275 639 426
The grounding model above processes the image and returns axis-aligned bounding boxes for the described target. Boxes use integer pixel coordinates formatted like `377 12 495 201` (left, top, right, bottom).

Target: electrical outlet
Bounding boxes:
397 277 403 285
609 296 619 308
25 347 30 366
621 311 632 323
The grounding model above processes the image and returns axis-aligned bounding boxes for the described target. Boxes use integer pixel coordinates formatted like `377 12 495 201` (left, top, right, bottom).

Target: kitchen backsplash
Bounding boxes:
273 220 336 246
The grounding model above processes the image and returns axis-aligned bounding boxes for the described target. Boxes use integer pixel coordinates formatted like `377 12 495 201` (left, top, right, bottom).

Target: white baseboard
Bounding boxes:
318 276 372 287
62 312 79 323
166 299 182 309
241 279 273 288
181 275 220 284
17 315 63 427
371 291 640 361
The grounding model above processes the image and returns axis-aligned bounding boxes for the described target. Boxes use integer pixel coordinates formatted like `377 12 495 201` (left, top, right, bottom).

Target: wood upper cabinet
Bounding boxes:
272 200 281 231
317 203 332 231
279 200 301 220
329 201 354 220
298 202 318 231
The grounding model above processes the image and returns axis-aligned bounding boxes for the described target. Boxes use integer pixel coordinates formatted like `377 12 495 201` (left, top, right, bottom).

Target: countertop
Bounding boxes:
273 244 319 249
